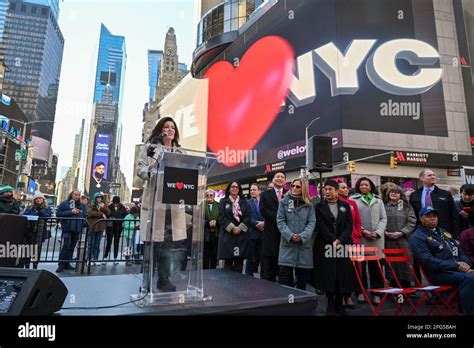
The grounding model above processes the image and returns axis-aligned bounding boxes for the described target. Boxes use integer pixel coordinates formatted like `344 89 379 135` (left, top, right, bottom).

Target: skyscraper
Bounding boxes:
0 0 64 143
147 49 162 102
18 0 58 20
154 27 188 103
0 0 64 196
85 23 126 197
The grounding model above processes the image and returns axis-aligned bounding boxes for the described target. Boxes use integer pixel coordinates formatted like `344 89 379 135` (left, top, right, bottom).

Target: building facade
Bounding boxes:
0 99 30 189
168 0 474 196
0 0 64 143
147 49 163 102
85 24 126 198
0 0 64 198
142 27 188 143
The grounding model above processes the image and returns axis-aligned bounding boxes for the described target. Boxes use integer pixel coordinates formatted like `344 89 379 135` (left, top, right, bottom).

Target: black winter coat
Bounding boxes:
313 199 358 293
259 188 287 257
217 197 251 259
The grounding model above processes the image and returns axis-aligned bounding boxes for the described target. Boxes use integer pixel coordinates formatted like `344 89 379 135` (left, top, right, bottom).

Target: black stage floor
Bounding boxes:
58 269 319 315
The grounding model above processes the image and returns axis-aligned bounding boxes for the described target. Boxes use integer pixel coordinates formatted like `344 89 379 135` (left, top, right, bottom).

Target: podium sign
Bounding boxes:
162 166 199 205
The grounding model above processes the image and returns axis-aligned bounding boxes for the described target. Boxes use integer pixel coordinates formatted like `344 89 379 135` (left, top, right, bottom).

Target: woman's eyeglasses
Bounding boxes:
291 184 301 189
206 194 213 197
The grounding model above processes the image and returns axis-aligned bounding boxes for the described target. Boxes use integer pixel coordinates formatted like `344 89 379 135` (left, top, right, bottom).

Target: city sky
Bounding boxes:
52 0 196 188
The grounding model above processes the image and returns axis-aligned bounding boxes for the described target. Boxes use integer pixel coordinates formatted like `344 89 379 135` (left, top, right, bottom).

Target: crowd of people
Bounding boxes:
201 169 474 315
2 114 474 315
0 184 140 273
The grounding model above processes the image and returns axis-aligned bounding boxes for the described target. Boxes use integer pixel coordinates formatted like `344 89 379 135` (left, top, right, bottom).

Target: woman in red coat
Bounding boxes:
338 181 362 308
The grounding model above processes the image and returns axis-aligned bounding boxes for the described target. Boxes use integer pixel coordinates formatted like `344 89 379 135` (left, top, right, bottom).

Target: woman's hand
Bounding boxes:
292 234 301 242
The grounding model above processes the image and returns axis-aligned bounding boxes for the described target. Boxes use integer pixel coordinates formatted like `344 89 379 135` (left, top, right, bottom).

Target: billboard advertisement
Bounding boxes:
195 0 448 181
31 136 51 162
155 0 472 184
89 133 111 197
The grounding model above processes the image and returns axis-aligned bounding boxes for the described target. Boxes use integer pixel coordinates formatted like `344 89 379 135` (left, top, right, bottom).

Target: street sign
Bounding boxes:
15 149 27 161
109 183 121 188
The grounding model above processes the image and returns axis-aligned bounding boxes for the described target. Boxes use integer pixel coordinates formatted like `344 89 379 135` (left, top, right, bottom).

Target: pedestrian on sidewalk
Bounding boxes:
105 196 127 264
56 190 86 272
122 206 140 266
87 192 110 266
0 184 20 214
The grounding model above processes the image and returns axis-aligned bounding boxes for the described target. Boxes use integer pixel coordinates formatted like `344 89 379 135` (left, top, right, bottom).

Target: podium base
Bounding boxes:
130 286 213 307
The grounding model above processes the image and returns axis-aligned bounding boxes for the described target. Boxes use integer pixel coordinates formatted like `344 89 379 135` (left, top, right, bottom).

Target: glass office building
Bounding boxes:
147 49 162 102
19 0 58 20
0 0 64 142
147 50 188 102
92 24 126 154
0 0 8 43
196 0 268 47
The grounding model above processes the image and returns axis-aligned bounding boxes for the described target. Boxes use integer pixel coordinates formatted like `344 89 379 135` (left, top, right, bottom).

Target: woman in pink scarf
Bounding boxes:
217 181 251 273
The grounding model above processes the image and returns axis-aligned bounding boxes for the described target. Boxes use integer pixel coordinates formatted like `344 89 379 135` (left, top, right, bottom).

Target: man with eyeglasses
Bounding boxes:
204 189 219 269
260 171 287 282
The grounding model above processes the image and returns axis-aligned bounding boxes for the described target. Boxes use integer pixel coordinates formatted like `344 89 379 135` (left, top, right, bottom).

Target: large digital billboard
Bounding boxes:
89 133 110 196
197 0 450 180
159 0 470 183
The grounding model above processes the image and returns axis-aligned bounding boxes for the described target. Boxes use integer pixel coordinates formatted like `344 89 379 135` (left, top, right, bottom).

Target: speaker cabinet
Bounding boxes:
0 268 68 315
307 136 333 173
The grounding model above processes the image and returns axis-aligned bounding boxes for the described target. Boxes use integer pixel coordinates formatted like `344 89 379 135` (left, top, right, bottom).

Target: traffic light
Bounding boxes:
348 161 356 172
390 155 398 169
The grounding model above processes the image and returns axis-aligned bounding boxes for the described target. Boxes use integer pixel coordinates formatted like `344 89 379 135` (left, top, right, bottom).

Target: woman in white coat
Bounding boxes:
136 116 187 292
350 177 387 305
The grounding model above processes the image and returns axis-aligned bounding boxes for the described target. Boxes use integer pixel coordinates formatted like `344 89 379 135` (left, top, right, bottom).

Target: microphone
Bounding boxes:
147 133 169 157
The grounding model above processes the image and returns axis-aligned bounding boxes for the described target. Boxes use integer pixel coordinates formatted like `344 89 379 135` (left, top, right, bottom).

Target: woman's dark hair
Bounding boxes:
461 184 474 196
130 206 140 215
148 116 181 147
68 190 80 201
354 177 379 195
388 185 408 204
224 181 243 199
323 180 339 190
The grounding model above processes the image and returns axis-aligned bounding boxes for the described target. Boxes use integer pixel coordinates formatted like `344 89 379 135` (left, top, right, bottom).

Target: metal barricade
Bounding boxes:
85 218 143 275
24 217 89 273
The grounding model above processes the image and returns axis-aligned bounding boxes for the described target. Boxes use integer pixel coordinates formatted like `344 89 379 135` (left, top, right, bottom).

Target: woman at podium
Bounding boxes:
137 116 187 292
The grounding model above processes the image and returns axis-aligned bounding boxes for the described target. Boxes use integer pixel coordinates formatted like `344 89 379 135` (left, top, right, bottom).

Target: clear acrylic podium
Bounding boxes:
131 146 217 306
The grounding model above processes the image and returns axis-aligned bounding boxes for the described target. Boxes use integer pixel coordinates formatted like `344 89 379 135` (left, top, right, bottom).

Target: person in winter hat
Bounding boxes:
0 184 20 214
87 192 111 265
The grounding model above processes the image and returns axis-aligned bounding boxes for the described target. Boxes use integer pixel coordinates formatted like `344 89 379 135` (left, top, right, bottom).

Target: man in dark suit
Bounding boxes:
410 169 458 234
259 171 287 282
246 183 264 277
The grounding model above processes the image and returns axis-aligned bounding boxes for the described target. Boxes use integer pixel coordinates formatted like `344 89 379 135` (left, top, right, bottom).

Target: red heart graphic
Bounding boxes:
176 182 184 190
201 36 294 167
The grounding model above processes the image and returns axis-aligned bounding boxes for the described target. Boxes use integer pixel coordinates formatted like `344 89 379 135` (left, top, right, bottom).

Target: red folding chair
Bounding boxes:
349 246 418 316
382 248 460 316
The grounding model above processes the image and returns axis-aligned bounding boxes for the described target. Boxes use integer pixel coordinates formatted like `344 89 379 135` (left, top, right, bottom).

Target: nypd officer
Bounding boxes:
410 207 474 315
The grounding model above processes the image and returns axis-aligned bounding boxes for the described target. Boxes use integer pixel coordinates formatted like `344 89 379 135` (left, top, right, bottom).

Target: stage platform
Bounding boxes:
58 269 319 315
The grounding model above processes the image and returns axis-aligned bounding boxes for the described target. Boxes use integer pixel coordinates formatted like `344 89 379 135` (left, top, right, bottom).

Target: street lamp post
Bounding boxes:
305 117 320 175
